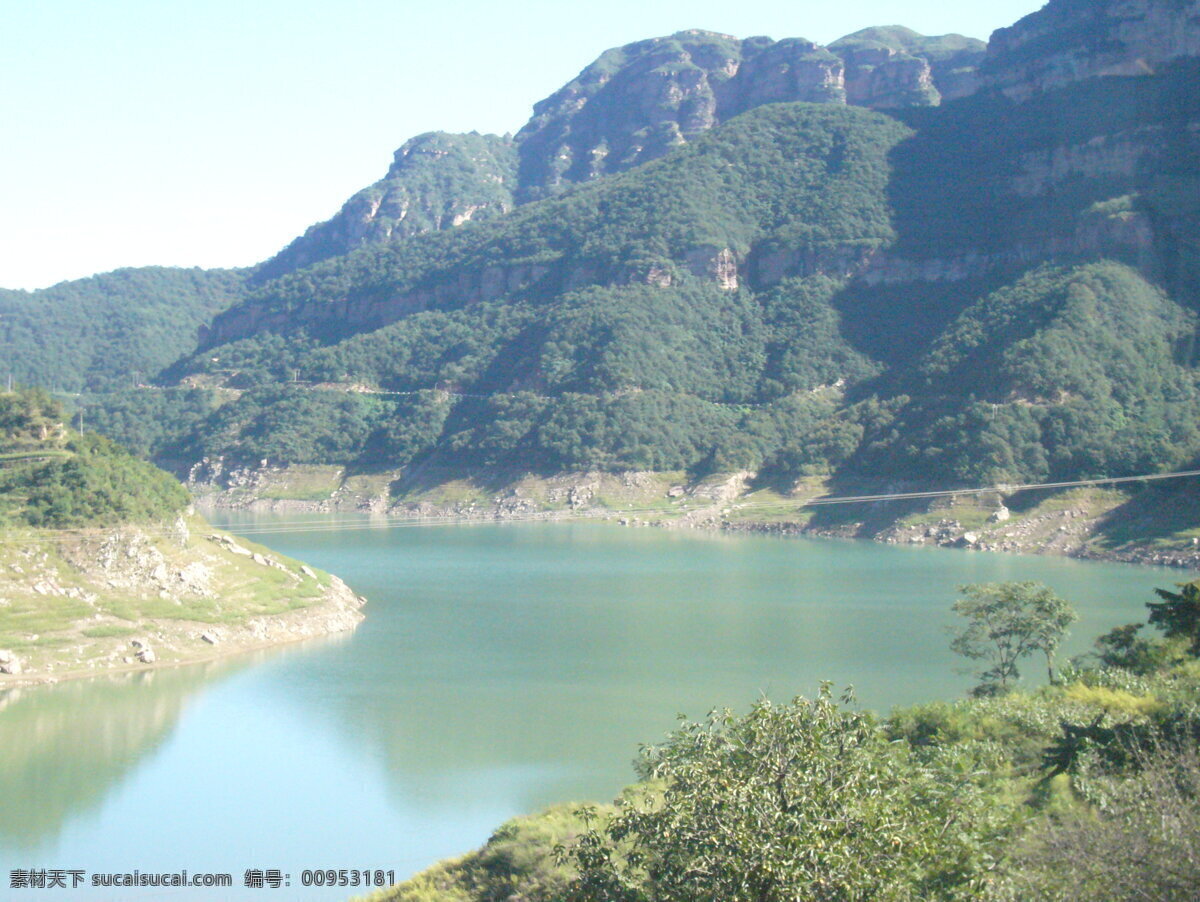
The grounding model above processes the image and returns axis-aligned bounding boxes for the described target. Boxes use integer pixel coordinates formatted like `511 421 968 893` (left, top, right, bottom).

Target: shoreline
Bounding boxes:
188 470 1200 572
0 598 359 690
0 517 367 689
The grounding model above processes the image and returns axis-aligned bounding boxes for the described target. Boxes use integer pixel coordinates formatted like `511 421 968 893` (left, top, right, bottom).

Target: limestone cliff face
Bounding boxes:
869 0 1200 295
830 26 986 108
514 28 982 201
255 132 516 283
982 0 1200 101
514 31 844 201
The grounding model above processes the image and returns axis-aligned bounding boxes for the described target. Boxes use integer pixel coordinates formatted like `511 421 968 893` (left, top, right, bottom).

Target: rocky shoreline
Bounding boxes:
185 465 1200 572
0 516 367 688
717 517 1200 570
0 579 363 689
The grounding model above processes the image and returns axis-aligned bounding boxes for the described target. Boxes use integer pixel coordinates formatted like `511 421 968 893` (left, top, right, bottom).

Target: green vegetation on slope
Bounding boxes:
133 257 1199 492
124 103 902 475
0 267 246 392
0 387 188 527
848 261 1200 485
200 101 910 344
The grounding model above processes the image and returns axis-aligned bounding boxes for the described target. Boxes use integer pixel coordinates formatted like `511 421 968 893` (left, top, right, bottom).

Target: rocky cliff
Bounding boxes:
255 132 517 284
982 0 1200 101
513 31 844 201
830 26 985 107
514 28 983 201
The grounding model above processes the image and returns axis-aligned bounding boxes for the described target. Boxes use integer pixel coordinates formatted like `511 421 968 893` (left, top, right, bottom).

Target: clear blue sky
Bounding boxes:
0 0 1045 290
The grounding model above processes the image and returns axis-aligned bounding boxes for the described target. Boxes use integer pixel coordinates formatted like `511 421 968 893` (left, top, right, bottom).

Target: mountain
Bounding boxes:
56 0 1198 559
257 27 985 282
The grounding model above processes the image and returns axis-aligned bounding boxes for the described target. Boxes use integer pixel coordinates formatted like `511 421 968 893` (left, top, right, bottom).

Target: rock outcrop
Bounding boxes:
0 517 367 685
981 0 1200 101
254 25 984 281
514 28 982 200
255 132 517 283
830 26 985 107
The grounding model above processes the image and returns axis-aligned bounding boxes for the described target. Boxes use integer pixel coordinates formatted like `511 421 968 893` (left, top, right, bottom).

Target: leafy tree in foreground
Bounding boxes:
1146 581 1200 657
559 686 1011 901
950 582 1078 694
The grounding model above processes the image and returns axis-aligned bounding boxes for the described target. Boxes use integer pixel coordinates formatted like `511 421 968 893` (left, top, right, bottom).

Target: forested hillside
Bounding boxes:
0 267 246 392
149 102 911 474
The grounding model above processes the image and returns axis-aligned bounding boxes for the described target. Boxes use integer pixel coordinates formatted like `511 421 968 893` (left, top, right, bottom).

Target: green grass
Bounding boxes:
725 503 813 524
0 516 333 672
898 506 992 532
256 465 344 502
0 450 73 462
0 596 94 638
1008 486 1126 515
1090 482 1200 550
80 624 138 639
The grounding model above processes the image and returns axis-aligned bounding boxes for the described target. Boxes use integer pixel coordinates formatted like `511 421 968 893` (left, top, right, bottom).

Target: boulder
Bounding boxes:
989 505 1012 523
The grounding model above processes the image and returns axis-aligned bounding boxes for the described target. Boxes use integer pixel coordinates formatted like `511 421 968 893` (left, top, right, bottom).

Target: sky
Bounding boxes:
0 0 1046 291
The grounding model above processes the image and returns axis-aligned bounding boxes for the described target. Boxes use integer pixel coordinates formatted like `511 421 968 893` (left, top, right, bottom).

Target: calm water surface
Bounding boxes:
0 516 1185 899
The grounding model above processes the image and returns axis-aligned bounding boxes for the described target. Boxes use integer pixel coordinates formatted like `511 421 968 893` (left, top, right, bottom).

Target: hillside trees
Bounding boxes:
0 268 245 392
0 388 189 527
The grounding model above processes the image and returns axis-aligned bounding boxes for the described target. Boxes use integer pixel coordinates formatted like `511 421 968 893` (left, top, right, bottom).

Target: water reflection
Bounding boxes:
0 643 329 851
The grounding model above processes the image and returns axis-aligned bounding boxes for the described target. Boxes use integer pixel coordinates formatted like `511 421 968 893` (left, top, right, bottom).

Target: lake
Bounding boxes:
0 516 1183 899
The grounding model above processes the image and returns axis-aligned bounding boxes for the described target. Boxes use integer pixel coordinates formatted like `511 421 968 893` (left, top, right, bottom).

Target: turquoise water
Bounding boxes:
0 517 1184 899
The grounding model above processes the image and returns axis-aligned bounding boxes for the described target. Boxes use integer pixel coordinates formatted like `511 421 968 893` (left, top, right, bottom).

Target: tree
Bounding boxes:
1089 622 1181 674
949 582 1078 693
558 686 1011 901
1146 581 1200 657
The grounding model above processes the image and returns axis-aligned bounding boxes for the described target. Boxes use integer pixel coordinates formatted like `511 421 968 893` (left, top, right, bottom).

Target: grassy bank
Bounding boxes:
0 512 363 684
